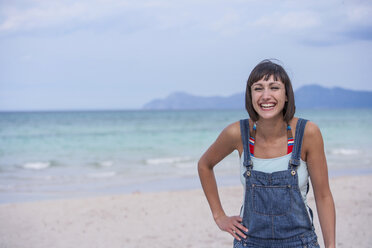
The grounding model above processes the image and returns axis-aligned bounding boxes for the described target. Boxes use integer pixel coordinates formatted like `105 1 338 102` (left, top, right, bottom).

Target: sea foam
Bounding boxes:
146 157 191 165
330 149 360 156
22 162 51 170
99 161 113 167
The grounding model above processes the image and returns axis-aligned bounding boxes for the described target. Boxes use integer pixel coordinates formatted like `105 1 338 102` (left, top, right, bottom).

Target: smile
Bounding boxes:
260 103 276 110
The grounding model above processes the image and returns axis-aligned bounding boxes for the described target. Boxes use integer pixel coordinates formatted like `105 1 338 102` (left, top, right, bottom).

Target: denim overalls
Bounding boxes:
234 118 320 248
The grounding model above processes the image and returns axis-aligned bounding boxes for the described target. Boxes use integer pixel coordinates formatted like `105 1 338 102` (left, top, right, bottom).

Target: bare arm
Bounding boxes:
198 121 248 240
304 122 336 248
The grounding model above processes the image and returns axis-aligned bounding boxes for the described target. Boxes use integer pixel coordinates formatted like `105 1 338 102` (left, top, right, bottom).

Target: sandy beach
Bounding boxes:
0 174 371 248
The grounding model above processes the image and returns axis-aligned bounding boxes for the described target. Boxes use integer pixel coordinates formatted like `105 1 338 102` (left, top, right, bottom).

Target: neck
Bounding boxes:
255 115 287 141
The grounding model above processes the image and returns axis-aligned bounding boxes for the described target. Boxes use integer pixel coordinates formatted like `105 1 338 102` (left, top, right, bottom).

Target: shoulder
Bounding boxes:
290 117 321 139
221 121 242 141
303 120 322 140
302 120 324 156
289 117 324 161
212 120 243 152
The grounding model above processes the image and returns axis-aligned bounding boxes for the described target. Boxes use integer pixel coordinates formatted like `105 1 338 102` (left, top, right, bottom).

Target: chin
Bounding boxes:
258 115 281 121
256 110 284 121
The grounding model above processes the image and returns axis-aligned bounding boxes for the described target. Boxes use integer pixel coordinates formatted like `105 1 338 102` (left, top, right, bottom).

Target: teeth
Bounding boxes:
261 103 275 108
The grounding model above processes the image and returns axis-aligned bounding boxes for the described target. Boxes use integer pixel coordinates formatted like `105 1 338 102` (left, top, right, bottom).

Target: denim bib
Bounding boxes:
234 118 320 248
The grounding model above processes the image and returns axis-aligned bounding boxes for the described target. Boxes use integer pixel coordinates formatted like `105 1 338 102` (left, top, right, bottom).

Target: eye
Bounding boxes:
253 87 263 91
271 86 280 90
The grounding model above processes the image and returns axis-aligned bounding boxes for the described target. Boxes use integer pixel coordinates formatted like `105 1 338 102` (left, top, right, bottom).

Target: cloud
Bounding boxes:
0 0 140 33
209 11 242 36
345 2 372 24
340 2 372 40
251 11 321 31
246 0 372 45
342 26 372 41
1 0 372 45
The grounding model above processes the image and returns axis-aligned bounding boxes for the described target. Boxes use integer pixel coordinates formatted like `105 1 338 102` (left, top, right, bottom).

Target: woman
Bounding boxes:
198 60 335 248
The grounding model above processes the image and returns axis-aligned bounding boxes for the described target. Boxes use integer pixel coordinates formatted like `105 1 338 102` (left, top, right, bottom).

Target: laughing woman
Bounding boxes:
198 60 335 248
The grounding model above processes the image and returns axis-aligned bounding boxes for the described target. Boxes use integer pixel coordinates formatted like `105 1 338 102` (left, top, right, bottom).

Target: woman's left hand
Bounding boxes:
214 215 248 241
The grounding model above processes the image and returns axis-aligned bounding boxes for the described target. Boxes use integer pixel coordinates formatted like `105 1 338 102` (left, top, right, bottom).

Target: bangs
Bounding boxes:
248 63 285 86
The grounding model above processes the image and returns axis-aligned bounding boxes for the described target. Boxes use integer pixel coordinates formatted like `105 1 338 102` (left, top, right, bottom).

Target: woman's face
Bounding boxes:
251 75 287 121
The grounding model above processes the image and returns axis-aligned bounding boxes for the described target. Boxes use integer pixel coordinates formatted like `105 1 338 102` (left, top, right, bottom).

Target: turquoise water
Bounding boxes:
0 109 371 203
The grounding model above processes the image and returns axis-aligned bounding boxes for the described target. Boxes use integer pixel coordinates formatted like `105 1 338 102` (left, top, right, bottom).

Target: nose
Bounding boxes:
261 88 271 100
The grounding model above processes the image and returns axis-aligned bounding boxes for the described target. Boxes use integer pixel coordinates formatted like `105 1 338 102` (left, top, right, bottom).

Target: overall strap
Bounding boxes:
240 119 253 168
288 118 308 169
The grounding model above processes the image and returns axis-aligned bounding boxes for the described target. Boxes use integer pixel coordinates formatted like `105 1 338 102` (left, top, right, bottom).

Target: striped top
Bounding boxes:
249 122 294 157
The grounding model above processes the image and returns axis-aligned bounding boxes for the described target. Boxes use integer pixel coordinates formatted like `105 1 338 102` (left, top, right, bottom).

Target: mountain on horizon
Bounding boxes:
142 84 372 110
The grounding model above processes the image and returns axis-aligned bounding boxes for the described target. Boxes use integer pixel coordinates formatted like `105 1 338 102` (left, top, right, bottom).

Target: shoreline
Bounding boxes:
1 166 372 205
0 174 371 248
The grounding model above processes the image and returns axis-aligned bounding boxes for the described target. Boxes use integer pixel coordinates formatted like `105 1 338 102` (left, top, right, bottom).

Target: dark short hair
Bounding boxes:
245 59 295 122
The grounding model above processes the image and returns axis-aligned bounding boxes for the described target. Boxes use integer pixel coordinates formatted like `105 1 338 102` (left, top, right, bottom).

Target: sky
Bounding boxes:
0 0 372 110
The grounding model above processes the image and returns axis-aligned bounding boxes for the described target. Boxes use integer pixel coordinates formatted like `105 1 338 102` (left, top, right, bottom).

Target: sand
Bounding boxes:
0 175 371 248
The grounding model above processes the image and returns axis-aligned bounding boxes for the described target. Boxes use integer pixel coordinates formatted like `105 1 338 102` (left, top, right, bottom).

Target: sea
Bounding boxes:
1 109 371 203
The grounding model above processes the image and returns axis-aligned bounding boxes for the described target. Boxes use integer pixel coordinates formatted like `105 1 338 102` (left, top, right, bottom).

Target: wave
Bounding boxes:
145 156 192 165
329 149 360 156
22 161 51 170
99 161 114 167
89 160 114 168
